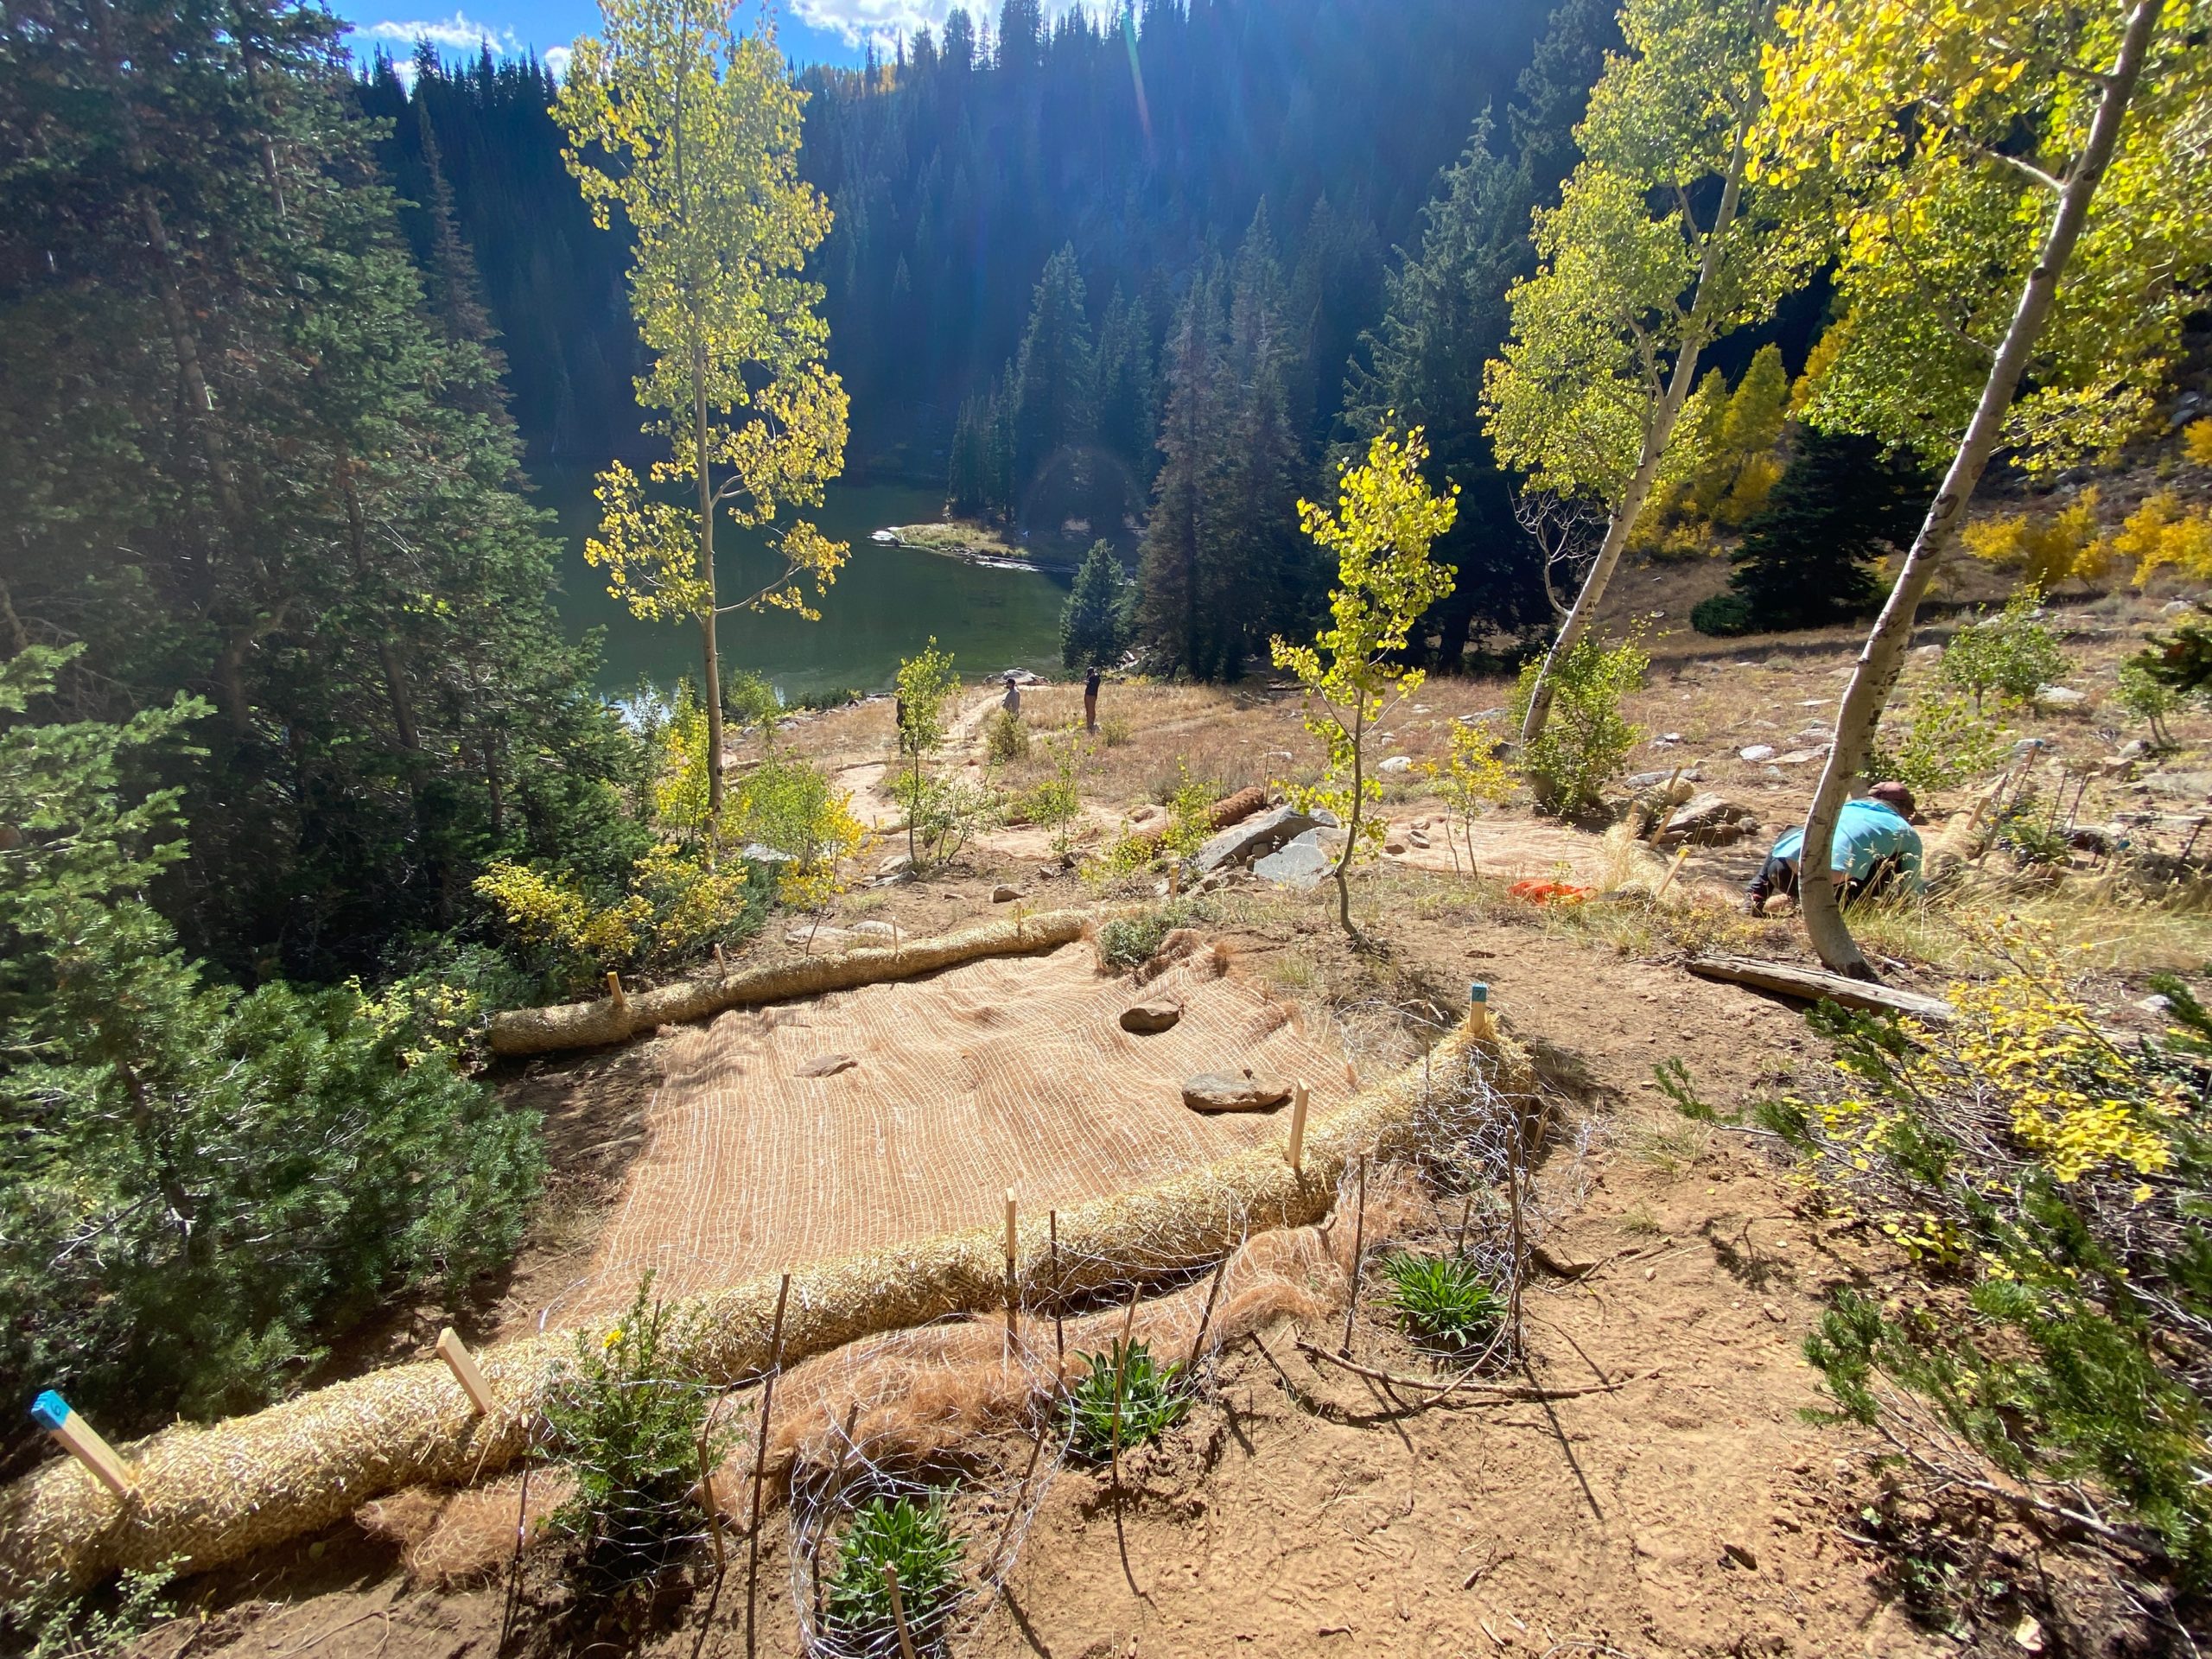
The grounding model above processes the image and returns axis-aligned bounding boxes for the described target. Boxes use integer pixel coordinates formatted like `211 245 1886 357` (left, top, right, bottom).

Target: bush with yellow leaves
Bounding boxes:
2184 418 2212 469
1960 489 2109 589
1738 928 2212 1586
474 841 762 991
1422 721 1515 874
2120 490 2212 588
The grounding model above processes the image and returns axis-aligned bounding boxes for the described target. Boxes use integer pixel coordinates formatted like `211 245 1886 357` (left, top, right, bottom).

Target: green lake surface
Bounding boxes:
532 464 1071 699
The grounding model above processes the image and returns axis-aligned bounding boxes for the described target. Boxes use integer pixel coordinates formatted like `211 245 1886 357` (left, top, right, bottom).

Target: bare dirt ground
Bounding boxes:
104 567 2212 1659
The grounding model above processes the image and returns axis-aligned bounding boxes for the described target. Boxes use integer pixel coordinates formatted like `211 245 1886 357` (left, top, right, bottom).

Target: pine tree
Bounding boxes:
1342 118 1543 663
1011 243 1095 522
1135 272 1225 677
1215 205 1310 670
1692 430 1933 635
1061 540 1133 668
1092 283 1156 513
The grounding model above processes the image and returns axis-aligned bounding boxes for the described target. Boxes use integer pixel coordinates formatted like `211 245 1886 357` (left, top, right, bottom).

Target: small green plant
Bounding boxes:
1065 1337 1190 1459
1992 792 2072 868
1866 690 2008 797
1652 1057 1717 1122
12 1562 178 1659
1097 713 1135 747
1160 764 1216 860
983 707 1030 764
2116 655 2182 747
1939 588 2070 711
1511 630 1647 816
543 1273 734 1585
1095 902 1199 970
822 1491 964 1656
1020 728 1090 860
1377 1252 1506 1351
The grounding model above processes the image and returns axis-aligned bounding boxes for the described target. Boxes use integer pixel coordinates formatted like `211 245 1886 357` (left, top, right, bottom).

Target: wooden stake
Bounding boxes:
1344 1059 1358 1088
746 1272 793 1659
29 1392 131 1500
435 1327 496 1416
1049 1209 1065 1369
881 1563 920 1659
605 969 626 1009
1186 1249 1232 1373
1286 1079 1310 1173
1652 846 1691 900
1339 1153 1369 1358
1506 1114 1527 1355
714 942 728 976
1003 1188 1020 1349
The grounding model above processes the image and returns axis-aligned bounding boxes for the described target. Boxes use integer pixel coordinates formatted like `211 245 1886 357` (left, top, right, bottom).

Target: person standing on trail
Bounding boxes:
1001 671 1020 716
1084 664 1101 733
1746 780 1923 915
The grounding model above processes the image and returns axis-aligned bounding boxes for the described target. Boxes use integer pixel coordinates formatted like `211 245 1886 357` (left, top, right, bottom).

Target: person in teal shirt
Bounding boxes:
1746 781 1923 914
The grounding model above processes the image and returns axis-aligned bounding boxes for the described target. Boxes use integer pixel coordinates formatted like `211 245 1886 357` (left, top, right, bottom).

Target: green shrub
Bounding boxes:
1690 592 1755 636
1511 632 1648 814
983 708 1030 764
823 1491 964 1656
543 1273 734 1586
1065 1337 1190 1459
1378 1253 1506 1351
9 1561 177 1659
1097 714 1135 748
1095 902 1201 969
1939 589 2070 710
791 684 863 712
1866 690 2009 796
722 667 783 732
1778 940 2212 1590
2116 655 2182 746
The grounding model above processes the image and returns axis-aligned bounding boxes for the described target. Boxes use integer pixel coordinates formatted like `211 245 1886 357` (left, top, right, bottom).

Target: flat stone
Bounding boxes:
1379 754 1415 773
796 1052 857 1078
1407 830 1430 849
1192 803 1319 874
786 925 853 945
1738 744 1776 762
1120 999 1184 1033
878 854 913 877
741 842 797 863
849 920 898 938
2034 684 2088 709
1252 834 1334 889
1182 1070 1292 1113
992 884 1023 902
1659 792 1758 846
2141 771 2212 799
1775 749 1823 766
1383 836 1408 854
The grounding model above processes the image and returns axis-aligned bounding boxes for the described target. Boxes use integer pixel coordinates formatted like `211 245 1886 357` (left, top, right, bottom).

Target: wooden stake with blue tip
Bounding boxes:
31 1391 133 1500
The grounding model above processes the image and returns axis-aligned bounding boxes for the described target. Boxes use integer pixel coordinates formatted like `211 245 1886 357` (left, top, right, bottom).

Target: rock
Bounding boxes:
2141 771 2212 800
1775 749 1823 766
2117 738 2151 760
1412 817 1432 830
2034 684 2088 709
1910 643 1944 663
1120 999 1183 1033
1658 792 1759 847
1459 707 1507 722
1128 803 1162 825
1182 1069 1292 1113
992 883 1023 902
1720 1541 1759 1572
1408 829 1430 849
1191 803 1320 874
786 925 852 945
741 842 797 864
796 1052 857 1078
1379 754 1415 774
2012 737 2051 756
1627 765 1702 790
1738 744 1776 762
1253 832 1335 889
879 854 913 877
1384 836 1408 855
2014 1614 2045 1652
2139 993 2173 1015
2164 600 2196 615
1656 731 1683 745
849 920 898 938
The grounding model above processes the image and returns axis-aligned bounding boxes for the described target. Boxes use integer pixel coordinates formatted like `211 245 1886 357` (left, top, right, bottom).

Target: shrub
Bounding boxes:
2116 656 2183 746
1511 631 1647 815
736 754 870 912
1378 1252 1506 1351
983 707 1029 764
543 1274 734 1586
474 842 766 988
1095 902 1200 969
2120 490 2212 587
1065 1337 1190 1459
1424 721 1515 874
822 1491 964 1656
1866 690 2008 797
7 1561 177 1659
1097 713 1135 748
1961 491 2107 589
2186 418 2212 468
1160 764 1217 860
1939 590 2070 710
1691 593 1755 637
1019 728 1090 860
1775 934 2212 1588
721 667 783 732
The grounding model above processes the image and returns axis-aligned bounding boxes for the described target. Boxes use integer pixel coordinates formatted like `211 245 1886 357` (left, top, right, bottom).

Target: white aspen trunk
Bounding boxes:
1798 0 2164 976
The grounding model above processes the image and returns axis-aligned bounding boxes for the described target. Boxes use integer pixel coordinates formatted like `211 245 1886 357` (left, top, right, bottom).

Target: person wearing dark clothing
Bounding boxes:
1084 665 1101 733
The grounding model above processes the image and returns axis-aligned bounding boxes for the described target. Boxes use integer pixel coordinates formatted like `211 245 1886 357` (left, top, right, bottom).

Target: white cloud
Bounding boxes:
361 11 523 56
542 43 572 78
787 0 1087 51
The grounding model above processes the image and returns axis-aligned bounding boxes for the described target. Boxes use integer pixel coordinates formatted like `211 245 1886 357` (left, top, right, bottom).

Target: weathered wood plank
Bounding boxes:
1685 954 1955 1023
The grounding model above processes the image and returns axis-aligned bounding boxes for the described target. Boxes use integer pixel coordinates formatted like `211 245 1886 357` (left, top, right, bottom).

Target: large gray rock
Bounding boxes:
1192 804 1319 874
1656 792 1759 847
1252 831 1335 889
1181 1069 1292 1113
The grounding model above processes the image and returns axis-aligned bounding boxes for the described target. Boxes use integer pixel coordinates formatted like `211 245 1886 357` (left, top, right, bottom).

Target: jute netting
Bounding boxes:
556 940 1357 1323
0 911 1533 1599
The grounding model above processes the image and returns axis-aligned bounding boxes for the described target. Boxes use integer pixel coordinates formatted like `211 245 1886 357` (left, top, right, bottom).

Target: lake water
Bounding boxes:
532 464 1071 699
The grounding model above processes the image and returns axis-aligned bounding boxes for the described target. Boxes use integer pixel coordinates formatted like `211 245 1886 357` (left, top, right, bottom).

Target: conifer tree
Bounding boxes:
1061 541 1133 669
1011 243 1095 516
1692 431 1932 635
1135 272 1225 677
1217 206 1310 666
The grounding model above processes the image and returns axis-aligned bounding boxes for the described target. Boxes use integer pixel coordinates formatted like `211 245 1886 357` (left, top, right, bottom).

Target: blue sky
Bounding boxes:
329 2 1082 77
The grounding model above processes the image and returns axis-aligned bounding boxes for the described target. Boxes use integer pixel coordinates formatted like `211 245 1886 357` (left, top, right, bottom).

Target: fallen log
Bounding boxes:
1685 954 1954 1023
